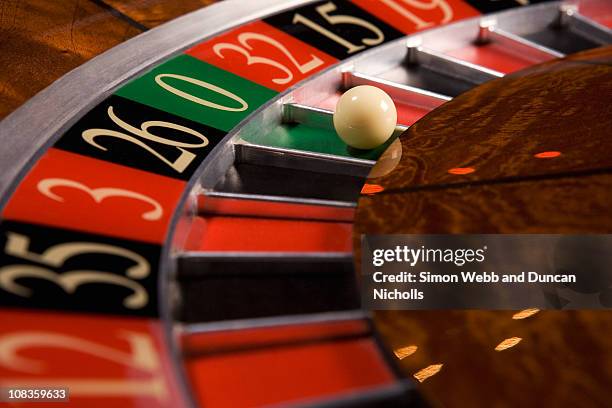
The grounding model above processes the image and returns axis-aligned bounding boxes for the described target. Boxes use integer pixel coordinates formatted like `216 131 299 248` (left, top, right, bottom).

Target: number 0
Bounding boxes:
155 73 248 112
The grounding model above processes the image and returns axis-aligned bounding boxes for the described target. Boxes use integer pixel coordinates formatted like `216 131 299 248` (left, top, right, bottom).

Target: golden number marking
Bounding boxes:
82 106 208 173
37 178 163 221
213 32 324 85
381 0 453 29
155 73 248 112
0 233 150 309
0 331 168 401
293 1 385 54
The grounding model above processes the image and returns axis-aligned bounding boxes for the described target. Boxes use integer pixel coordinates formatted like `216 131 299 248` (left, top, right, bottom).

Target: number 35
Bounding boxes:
0 233 150 309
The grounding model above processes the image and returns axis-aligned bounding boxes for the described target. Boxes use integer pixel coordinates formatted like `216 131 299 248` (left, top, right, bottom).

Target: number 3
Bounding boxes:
37 178 163 221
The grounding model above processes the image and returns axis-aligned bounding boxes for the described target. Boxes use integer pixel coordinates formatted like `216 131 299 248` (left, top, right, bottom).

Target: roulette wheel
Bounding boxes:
0 0 610 407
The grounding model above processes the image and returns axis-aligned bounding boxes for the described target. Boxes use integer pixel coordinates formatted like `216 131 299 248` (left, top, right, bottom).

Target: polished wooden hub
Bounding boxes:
356 46 612 408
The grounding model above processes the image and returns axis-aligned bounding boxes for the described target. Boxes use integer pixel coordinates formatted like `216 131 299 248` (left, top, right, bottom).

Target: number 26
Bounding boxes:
82 106 208 173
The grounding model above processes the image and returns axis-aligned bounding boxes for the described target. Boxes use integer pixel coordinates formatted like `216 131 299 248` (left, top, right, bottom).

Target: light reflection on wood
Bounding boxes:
393 345 417 360
413 364 443 383
495 337 522 351
512 308 540 320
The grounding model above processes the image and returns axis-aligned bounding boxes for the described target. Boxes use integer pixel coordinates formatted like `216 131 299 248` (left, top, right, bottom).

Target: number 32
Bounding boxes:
213 33 325 85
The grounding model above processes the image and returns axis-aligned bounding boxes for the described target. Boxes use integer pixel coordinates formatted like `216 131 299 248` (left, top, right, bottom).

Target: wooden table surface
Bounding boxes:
0 0 218 119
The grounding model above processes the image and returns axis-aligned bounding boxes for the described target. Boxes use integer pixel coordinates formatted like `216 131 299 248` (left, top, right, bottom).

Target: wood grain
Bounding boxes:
365 46 612 191
357 173 612 234
356 49 612 408
0 0 219 120
375 309 612 408
0 0 142 119
104 0 218 28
